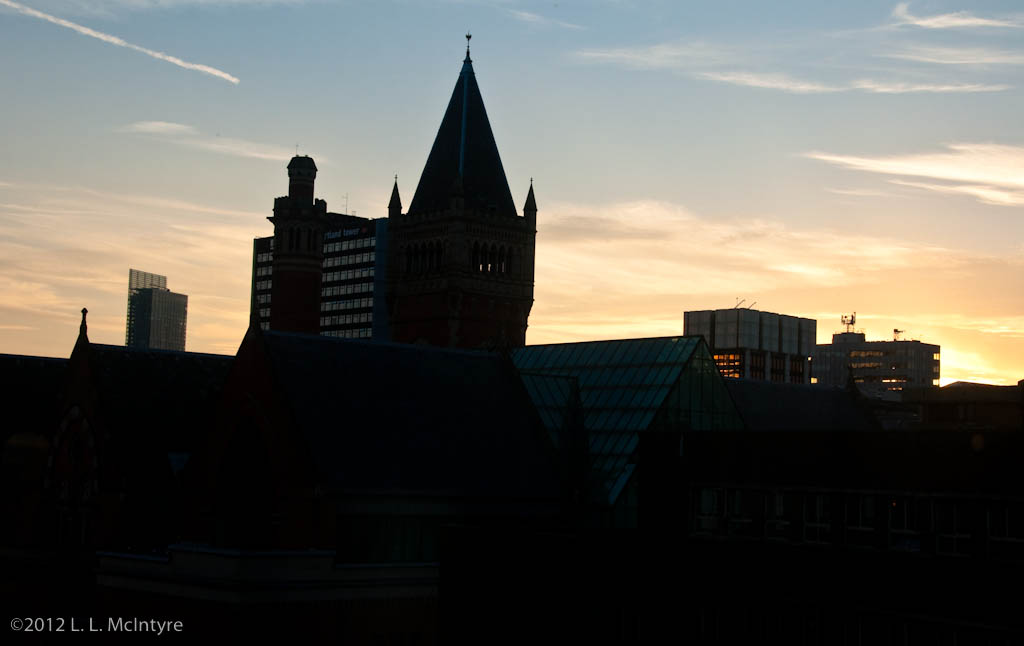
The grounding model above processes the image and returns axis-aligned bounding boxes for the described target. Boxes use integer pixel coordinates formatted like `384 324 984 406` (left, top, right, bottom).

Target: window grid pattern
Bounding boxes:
513 337 742 506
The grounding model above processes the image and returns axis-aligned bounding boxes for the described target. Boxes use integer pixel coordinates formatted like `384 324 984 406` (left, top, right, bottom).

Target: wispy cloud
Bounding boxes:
698 71 1007 94
889 179 1024 207
576 41 1008 94
697 71 841 94
118 120 305 161
891 3 1023 29
575 41 732 70
32 0 304 16
118 120 198 135
0 0 240 84
507 9 583 30
805 143 1024 206
826 187 896 198
879 45 1024 66
849 79 1009 93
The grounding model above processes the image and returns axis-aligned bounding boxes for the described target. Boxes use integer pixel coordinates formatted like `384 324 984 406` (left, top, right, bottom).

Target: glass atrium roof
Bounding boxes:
514 337 740 506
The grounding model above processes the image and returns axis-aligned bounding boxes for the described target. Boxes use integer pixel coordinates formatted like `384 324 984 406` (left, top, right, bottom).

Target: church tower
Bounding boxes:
387 37 537 349
269 155 328 335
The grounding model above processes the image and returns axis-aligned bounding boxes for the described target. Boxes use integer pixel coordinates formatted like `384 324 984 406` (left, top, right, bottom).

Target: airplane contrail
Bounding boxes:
0 0 240 84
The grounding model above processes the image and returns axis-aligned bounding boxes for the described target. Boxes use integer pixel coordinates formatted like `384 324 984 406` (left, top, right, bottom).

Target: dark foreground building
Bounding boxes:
3 309 1024 643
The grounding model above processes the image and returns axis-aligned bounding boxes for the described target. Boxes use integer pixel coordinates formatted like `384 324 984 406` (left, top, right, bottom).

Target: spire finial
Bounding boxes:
465 31 472 62
80 307 88 335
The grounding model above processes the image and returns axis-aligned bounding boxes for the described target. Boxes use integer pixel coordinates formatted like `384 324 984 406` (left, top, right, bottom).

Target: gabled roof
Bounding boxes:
518 372 580 449
407 52 517 217
260 332 560 500
513 337 742 505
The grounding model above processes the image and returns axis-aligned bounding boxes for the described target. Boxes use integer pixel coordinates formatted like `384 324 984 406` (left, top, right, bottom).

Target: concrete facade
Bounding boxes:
813 332 940 400
683 309 816 383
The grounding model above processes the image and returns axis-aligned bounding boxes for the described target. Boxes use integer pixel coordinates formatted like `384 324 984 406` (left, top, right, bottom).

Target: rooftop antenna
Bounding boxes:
894 328 904 341
748 301 757 309
841 312 857 333
735 297 746 309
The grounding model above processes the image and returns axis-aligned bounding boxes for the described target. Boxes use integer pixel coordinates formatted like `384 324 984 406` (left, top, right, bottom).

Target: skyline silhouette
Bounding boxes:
0 1 1021 384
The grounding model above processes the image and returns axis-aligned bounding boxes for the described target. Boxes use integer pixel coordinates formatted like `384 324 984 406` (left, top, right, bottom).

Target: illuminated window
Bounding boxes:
713 353 742 379
850 350 883 358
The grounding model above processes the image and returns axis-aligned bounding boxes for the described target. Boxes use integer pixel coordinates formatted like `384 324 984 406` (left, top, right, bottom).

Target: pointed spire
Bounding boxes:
72 306 91 357
388 175 402 217
408 38 517 217
523 179 537 212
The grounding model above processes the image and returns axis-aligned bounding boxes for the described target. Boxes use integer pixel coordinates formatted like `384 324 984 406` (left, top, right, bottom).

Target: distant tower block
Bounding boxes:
269 156 328 335
125 268 188 351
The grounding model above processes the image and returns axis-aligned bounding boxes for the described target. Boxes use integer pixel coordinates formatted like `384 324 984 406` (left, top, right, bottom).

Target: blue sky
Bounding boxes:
1 0 1022 384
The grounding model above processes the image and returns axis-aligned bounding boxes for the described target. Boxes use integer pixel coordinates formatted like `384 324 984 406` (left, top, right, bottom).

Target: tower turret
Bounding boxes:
287 155 317 205
388 176 402 218
269 155 327 335
523 180 537 231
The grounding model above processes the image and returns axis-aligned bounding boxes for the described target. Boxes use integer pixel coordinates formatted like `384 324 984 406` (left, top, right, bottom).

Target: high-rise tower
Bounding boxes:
125 268 188 351
387 37 537 349
268 156 328 335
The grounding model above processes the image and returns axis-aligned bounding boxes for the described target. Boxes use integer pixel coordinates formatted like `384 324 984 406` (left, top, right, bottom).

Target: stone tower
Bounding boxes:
269 155 328 335
387 38 536 349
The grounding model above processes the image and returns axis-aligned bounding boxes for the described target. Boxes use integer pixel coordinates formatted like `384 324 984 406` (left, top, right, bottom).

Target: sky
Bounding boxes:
1 0 1022 385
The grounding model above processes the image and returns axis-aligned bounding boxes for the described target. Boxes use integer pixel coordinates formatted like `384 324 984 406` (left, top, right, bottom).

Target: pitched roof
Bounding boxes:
260 332 560 500
407 53 517 217
513 337 742 505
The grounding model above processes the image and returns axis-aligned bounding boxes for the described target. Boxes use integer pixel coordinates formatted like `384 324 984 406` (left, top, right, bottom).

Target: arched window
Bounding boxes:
488 244 497 273
498 246 506 274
